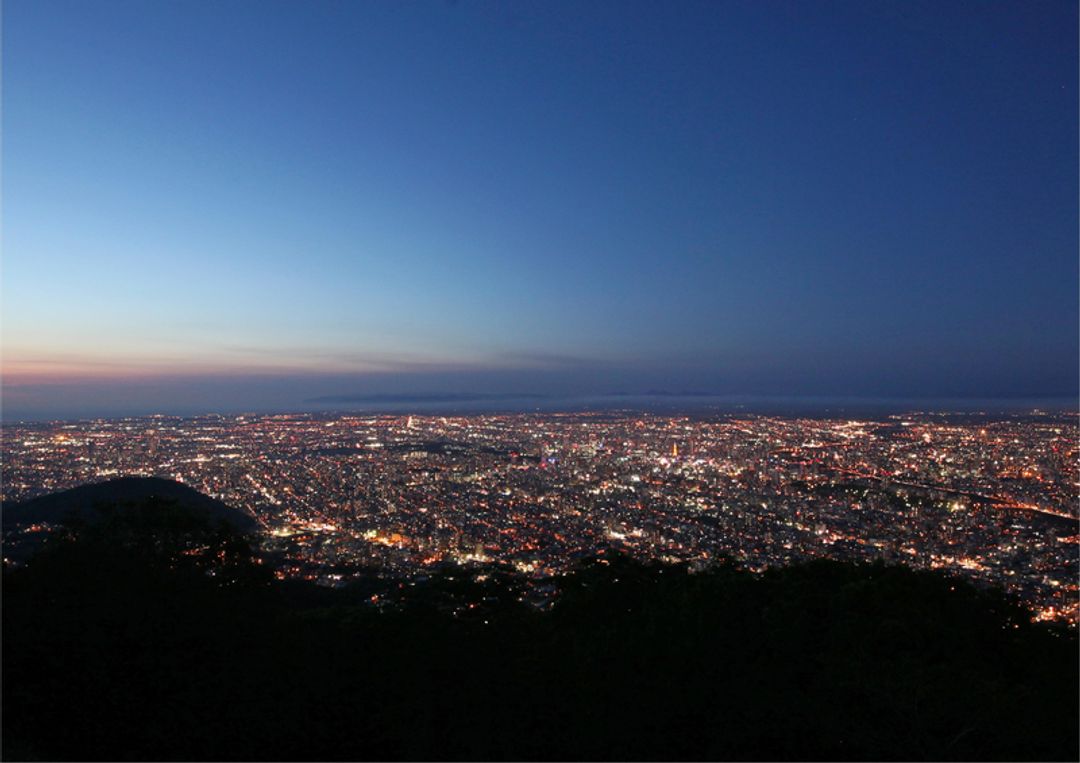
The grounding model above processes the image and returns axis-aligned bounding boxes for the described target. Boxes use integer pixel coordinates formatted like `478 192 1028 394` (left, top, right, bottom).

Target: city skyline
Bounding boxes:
3 0 1078 419
5 409 1077 625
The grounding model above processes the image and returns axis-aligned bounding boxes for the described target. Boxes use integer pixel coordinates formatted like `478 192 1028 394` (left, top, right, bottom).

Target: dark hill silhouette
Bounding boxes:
2 476 257 532
3 492 1077 761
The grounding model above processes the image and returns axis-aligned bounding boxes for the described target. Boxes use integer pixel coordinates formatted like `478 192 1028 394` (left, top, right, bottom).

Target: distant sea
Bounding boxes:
302 394 1080 419
8 394 1074 424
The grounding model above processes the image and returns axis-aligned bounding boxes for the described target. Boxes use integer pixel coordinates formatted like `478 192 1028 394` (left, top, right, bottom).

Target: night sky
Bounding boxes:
3 0 1077 419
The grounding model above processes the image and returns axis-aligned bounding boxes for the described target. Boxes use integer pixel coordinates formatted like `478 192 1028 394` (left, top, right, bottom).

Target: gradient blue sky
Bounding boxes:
3 0 1077 418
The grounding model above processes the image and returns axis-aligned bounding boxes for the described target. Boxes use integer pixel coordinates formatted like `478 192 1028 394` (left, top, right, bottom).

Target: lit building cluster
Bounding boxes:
2 410 1077 624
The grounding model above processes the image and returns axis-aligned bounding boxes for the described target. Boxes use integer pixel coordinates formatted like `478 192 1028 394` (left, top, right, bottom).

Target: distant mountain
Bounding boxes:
306 392 547 404
606 389 723 397
2 477 257 532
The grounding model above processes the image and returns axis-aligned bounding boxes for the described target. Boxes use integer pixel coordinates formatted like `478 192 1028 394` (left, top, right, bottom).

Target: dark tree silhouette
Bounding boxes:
4 497 1077 761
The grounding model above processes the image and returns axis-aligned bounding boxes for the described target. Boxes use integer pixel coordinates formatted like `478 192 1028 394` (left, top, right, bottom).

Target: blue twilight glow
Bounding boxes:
3 0 1077 418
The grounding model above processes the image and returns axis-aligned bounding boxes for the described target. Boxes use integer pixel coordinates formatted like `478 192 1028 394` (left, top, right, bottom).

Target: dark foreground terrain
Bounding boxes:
3 493 1077 761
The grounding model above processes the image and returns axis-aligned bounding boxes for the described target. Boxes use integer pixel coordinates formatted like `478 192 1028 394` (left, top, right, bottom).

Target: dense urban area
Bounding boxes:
3 410 1077 625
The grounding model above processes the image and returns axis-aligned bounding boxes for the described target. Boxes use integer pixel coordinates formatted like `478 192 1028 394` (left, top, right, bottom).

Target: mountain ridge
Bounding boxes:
2 476 257 533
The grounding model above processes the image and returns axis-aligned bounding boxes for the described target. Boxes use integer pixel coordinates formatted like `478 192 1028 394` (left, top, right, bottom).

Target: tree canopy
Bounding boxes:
3 497 1077 761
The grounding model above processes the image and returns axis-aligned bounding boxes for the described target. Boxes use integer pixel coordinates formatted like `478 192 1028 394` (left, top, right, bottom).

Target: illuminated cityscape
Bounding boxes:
4 410 1076 625
4 1 1077 758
